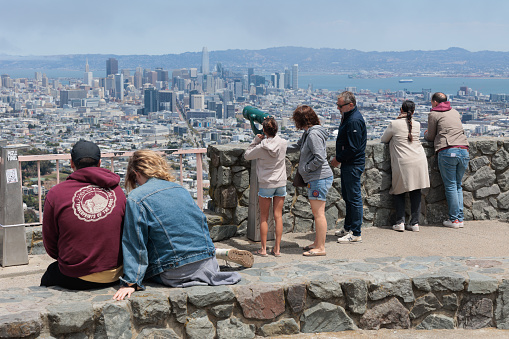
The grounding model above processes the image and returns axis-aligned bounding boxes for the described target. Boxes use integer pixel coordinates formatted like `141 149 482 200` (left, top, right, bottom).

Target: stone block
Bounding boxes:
359 297 410 330
366 191 393 208
496 280 509 329
101 303 132 339
231 165 247 173
292 195 313 219
239 188 250 206
187 285 234 307
425 185 445 204
463 191 474 208
217 166 232 187
368 272 414 303
325 186 341 208
409 293 441 319
219 147 245 166
216 208 233 224
467 272 498 294
475 184 500 199
477 140 498 155
205 211 224 227
210 225 238 242
129 292 170 326
237 220 248 236
364 168 382 195
413 271 466 292
216 317 255 339
300 302 356 333
185 316 215 339
498 191 509 210
283 213 294 233
260 319 300 337
416 314 455 330
233 205 248 225
136 328 179 339
492 150 509 171
342 278 368 314
47 303 94 335
325 205 339 230
293 216 314 233
210 304 234 318
498 169 509 191
220 186 238 208
286 283 307 313
168 289 187 324
235 285 285 320
0 311 41 338
458 297 493 329
425 202 448 225
443 293 459 311
308 277 343 300
372 143 389 165
372 208 393 227
463 166 496 192
232 170 249 192
469 156 490 172
209 166 218 188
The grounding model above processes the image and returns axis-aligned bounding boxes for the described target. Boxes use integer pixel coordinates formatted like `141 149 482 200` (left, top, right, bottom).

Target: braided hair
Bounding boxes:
401 100 415 142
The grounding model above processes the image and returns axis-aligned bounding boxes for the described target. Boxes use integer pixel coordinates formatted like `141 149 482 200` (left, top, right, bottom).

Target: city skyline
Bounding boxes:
1 0 508 56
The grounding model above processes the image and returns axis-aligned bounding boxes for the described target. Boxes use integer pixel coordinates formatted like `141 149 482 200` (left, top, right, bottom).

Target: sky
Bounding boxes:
1 0 509 56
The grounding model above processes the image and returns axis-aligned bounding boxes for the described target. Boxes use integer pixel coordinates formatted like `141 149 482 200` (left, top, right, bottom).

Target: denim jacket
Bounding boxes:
120 178 215 289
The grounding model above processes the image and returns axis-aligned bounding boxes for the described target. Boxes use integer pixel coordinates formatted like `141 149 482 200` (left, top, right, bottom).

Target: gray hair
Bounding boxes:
338 91 356 106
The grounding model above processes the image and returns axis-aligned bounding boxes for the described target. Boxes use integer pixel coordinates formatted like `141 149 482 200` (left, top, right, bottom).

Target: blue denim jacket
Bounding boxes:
120 178 215 289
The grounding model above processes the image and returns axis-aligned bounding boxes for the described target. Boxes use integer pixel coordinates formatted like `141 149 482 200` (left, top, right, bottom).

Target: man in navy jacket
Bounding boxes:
331 91 367 243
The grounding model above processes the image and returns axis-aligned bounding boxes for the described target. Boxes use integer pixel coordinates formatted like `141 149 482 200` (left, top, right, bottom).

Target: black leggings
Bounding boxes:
394 189 421 226
40 261 118 290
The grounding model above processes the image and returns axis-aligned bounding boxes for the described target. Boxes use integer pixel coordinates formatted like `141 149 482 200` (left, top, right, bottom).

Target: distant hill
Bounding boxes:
1 47 508 74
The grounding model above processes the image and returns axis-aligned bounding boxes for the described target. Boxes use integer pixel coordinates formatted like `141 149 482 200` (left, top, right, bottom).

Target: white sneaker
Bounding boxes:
337 234 362 243
335 228 350 237
405 224 420 232
392 223 404 232
458 221 464 228
216 249 254 268
443 219 460 229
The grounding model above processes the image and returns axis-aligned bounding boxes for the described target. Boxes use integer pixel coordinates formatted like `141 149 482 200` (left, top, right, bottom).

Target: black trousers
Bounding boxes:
40 261 118 290
394 189 421 226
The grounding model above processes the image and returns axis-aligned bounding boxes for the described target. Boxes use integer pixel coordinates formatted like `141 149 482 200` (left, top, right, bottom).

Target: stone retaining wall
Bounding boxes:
207 138 509 235
3 262 509 337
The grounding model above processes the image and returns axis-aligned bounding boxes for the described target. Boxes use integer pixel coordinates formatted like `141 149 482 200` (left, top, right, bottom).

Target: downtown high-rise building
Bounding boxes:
202 47 209 74
114 74 124 101
106 58 118 76
84 59 92 86
292 64 299 90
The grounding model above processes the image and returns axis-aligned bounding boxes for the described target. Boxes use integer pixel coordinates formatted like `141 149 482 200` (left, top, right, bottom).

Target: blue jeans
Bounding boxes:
438 148 469 222
341 165 364 236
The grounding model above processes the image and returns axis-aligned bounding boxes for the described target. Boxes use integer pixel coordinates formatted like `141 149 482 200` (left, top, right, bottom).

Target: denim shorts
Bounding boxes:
258 186 287 198
307 176 333 201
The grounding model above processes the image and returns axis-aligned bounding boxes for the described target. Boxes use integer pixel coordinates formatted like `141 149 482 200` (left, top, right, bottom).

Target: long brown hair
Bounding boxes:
292 105 321 130
401 100 415 142
125 150 175 192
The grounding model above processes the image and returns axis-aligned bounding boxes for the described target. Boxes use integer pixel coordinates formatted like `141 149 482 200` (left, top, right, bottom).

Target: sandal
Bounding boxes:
302 245 316 251
253 250 268 257
270 249 281 257
303 250 326 257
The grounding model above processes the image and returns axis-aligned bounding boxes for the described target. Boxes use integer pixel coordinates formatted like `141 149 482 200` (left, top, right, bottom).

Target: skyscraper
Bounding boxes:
106 58 118 76
292 64 299 90
284 69 291 89
114 74 124 101
202 47 209 74
84 59 92 86
144 88 158 114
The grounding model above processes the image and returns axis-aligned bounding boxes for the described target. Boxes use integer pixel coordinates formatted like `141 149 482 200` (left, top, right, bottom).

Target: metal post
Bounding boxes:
196 153 204 210
247 160 275 242
0 145 29 267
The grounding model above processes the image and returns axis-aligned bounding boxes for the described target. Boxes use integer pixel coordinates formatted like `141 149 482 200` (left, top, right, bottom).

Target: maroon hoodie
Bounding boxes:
42 166 126 278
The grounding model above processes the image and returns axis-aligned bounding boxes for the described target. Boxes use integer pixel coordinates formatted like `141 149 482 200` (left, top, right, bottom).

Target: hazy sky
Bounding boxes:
1 0 508 56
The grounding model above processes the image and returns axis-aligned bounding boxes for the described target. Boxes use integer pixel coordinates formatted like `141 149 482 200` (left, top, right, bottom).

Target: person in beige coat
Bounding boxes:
381 100 430 232
244 117 287 257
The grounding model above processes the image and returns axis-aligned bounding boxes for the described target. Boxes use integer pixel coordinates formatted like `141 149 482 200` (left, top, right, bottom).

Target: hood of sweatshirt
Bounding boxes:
308 125 329 140
431 101 452 112
67 166 121 189
260 135 286 158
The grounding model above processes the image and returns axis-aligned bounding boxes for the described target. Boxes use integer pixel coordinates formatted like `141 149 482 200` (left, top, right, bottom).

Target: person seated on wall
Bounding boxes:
113 150 251 300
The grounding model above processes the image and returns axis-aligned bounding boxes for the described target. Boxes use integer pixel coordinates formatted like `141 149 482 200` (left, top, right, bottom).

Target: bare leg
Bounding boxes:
258 196 271 255
272 196 285 255
309 199 327 253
